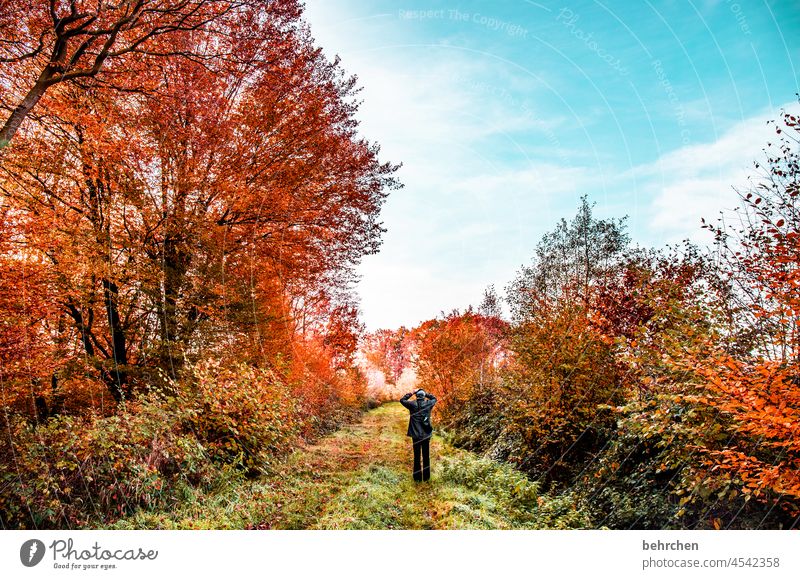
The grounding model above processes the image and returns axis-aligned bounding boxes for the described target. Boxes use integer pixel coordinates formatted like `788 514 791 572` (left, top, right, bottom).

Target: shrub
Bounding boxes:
438 452 591 529
0 395 214 529
179 361 300 474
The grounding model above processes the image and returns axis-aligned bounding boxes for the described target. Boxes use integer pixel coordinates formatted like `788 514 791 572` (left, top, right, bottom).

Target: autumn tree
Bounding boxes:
490 200 628 481
0 204 60 417
694 108 800 519
0 3 399 405
579 107 800 528
361 327 412 385
413 309 506 428
0 0 305 148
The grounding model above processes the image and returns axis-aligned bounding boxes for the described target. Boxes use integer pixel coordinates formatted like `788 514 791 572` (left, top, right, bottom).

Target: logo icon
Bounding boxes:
20 539 46 567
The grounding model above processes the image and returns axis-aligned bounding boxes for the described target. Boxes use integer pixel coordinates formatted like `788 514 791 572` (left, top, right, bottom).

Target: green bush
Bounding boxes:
0 396 214 529
0 357 369 529
571 394 791 529
179 361 300 474
438 452 591 529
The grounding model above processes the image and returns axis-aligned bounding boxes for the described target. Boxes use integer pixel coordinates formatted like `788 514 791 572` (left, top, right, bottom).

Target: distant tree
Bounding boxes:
478 285 503 319
413 310 506 408
362 328 412 385
507 195 629 324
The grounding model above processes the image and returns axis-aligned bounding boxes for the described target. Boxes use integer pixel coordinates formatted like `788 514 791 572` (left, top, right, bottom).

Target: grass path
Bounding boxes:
112 403 588 530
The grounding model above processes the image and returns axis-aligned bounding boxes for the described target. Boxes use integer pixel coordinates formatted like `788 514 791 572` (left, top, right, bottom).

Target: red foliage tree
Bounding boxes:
0 0 303 147
0 3 398 407
413 310 507 409
361 327 413 385
695 108 800 516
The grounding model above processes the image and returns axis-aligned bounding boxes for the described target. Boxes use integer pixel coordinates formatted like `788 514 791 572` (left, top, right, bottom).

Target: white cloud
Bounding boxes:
451 163 596 201
634 103 798 243
357 258 481 329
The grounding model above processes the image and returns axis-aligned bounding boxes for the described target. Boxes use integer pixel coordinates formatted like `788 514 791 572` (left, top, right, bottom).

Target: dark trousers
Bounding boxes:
412 437 431 481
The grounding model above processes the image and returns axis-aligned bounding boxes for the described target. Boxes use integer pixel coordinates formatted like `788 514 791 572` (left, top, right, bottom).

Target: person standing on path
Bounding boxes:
399 389 437 482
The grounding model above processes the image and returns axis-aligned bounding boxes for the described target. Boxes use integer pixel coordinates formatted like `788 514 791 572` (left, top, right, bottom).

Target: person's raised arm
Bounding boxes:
426 393 437 407
400 392 414 410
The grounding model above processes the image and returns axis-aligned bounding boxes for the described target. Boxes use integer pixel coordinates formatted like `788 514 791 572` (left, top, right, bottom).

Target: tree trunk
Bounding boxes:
65 300 126 403
0 77 49 149
159 230 189 377
103 278 130 399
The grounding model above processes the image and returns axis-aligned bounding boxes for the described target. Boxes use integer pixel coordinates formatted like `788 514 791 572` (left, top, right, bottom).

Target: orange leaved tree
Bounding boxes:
697 108 800 519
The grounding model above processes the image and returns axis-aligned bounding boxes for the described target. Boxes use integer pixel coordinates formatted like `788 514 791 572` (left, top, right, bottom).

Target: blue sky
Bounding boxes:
303 0 800 330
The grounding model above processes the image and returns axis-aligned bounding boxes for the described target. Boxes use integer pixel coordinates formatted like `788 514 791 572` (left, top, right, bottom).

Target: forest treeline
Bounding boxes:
0 0 399 528
365 108 800 529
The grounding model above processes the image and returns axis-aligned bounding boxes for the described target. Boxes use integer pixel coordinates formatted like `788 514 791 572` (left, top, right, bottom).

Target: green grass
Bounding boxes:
109 403 590 529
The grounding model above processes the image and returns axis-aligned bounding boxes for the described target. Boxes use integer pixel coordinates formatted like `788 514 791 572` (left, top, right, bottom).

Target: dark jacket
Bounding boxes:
400 393 437 441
